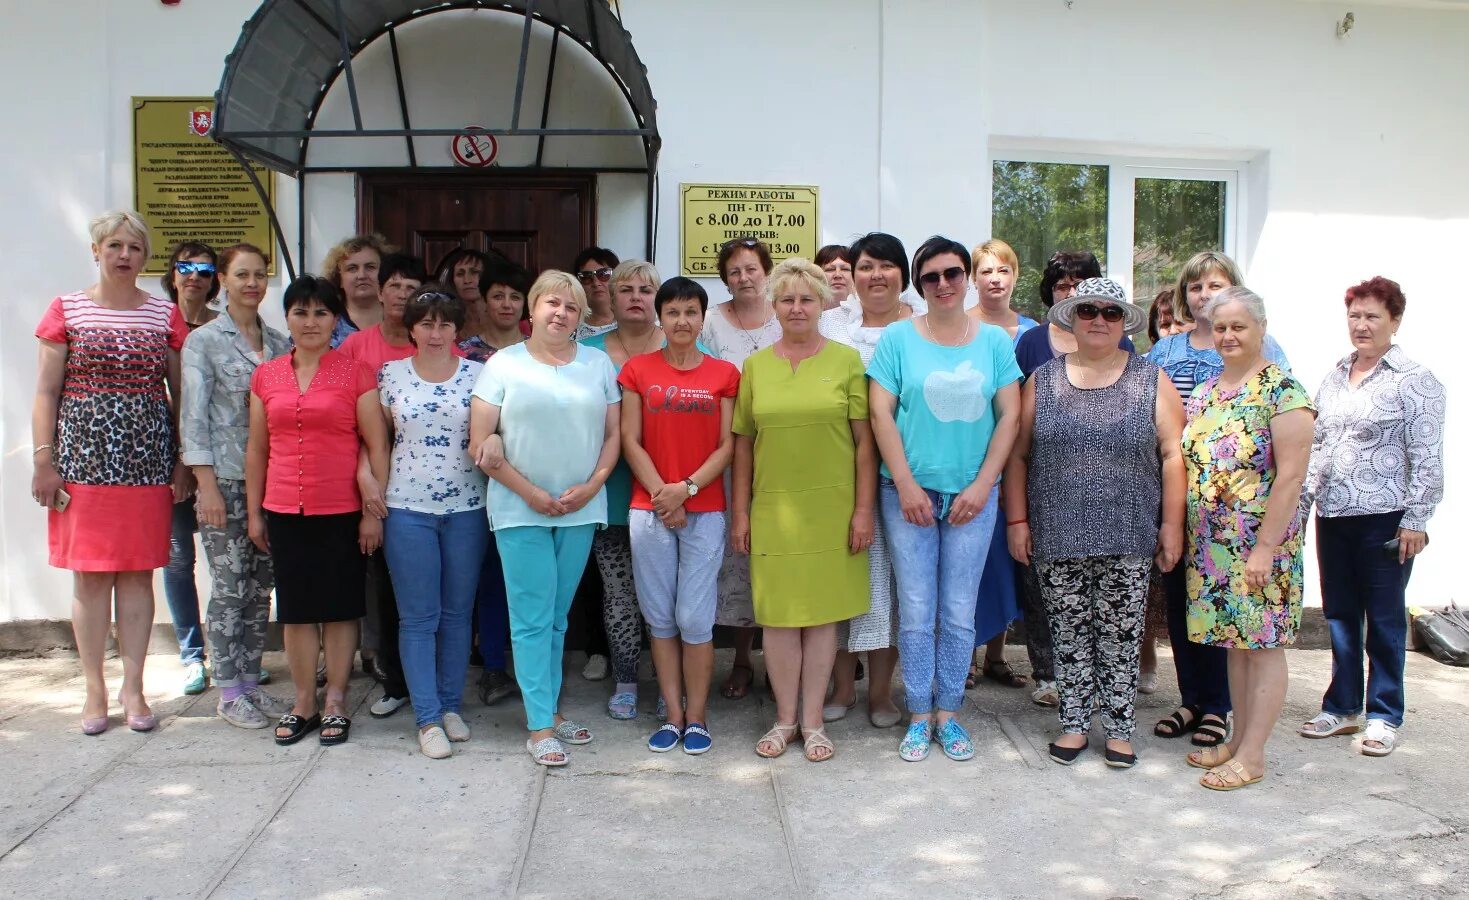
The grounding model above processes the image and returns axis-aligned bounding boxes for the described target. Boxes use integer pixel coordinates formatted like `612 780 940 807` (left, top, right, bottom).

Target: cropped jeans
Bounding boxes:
164 499 205 664
384 508 489 729
880 479 997 714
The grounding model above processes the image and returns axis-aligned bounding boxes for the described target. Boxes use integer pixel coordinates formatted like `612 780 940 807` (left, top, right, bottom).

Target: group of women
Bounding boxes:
31 211 1444 790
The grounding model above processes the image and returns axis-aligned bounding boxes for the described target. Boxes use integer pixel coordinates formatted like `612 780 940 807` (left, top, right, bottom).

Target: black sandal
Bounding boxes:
319 714 352 746
1154 704 1201 738
1191 713 1229 747
274 712 321 746
721 664 754 700
983 660 1027 689
965 662 981 690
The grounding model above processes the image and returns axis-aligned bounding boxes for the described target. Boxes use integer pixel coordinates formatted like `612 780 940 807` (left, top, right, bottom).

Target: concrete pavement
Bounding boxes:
1 647 1465 898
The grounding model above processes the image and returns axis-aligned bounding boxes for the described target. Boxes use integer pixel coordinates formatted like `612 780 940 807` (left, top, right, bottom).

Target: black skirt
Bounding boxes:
266 510 367 624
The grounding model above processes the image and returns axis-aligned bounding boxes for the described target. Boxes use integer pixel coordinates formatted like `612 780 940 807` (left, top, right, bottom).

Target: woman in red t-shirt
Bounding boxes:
619 277 740 755
246 276 389 747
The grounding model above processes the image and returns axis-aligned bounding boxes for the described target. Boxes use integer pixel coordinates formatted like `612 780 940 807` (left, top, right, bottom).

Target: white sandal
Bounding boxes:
1299 711 1362 738
1358 720 1399 757
527 736 569 767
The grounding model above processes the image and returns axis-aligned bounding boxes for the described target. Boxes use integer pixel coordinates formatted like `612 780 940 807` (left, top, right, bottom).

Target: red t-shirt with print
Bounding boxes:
617 351 740 512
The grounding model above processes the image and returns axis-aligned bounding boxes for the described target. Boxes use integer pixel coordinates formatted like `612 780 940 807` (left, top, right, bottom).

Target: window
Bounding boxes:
992 154 1240 333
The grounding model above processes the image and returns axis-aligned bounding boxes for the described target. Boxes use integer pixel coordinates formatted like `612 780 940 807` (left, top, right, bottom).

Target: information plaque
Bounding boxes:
680 184 819 277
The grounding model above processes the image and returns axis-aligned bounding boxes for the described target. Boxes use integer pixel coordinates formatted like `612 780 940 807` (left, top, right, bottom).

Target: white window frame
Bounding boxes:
988 149 1249 301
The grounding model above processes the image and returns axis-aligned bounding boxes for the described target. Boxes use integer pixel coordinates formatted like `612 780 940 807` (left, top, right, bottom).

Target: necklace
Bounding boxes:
922 314 971 347
730 301 771 356
614 326 662 361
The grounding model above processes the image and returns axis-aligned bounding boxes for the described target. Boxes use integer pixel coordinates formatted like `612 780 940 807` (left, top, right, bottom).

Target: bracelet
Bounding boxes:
1006 517 1028 526
32 444 53 456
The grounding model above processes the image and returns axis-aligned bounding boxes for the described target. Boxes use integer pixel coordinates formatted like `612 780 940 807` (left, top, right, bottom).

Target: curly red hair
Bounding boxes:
1344 276 1406 319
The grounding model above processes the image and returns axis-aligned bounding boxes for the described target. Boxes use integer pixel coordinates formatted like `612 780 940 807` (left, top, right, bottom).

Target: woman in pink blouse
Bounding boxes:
246 276 389 746
31 210 189 735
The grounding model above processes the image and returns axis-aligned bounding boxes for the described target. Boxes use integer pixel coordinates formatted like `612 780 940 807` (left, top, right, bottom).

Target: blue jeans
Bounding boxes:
475 533 510 671
497 523 597 732
384 508 489 729
880 479 997 714
164 499 205 664
1316 511 1413 727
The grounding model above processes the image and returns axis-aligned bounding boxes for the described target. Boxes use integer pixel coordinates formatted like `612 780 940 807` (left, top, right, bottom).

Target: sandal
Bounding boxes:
965 662 981 691
1300 711 1362 739
1359 720 1399 757
756 722 799 759
554 720 594 745
1187 744 1234 770
802 726 835 763
527 736 568 767
982 660 1027 689
1200 758 1263 791
274 712 321 746
721 664 754 700
1191 713 1231 747
1154 704 1201 738
318 714 352 746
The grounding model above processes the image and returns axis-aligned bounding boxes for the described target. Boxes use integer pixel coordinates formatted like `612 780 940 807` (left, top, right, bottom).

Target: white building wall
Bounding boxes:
1 0 1465 623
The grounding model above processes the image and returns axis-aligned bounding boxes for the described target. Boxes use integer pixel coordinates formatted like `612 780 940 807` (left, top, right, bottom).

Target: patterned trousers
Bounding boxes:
200 479 275 686
591 526 643 685
1036 554 1150 740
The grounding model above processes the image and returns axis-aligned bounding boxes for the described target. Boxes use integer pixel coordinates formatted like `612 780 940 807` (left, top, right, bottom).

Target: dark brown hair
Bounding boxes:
160 240 220 303
716 238 773 284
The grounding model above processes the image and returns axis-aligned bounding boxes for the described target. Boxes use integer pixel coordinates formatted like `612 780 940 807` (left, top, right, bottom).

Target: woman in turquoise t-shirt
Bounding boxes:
868 236 1022 764
470 270 621 768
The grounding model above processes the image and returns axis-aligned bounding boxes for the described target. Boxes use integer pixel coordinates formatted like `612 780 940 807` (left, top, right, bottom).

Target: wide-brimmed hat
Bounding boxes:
1048 277 1148 336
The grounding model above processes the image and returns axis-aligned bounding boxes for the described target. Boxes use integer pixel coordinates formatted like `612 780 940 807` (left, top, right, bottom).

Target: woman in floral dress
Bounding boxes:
1180 287 1314 791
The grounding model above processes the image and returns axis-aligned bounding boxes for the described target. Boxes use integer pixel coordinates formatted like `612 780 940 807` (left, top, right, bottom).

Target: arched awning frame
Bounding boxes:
212 0 660 279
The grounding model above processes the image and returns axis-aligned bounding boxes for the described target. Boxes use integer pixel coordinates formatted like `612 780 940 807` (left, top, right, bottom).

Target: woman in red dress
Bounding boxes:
32 210 190 735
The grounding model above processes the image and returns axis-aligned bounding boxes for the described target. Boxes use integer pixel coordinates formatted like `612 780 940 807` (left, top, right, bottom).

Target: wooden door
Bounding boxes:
359 173 595 276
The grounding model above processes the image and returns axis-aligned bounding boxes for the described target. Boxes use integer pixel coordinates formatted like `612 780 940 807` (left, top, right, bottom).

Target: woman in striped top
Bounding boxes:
31 210 190 735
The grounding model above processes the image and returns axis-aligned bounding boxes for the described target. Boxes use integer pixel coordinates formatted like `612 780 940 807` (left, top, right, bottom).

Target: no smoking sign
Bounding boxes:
451 127 498 167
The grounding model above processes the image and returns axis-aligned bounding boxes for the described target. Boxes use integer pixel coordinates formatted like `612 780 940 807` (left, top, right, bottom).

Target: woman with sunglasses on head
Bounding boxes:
458 263 530 364
159 241 221 696
573 247 620 341
1004 278 1185 768
182 243 293 726
379 286 489 758
33 210 190 734
868 236 1022 763
819 232 914 729
1147 251 1291 750
700 237 781 701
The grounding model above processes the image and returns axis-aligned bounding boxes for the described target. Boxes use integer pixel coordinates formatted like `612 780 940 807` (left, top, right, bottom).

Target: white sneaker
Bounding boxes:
244 688 293 718
218 695 268 729
582 653 610 681
442 711 471 742
370 693 409 718
418 725 452 759
1137 671 1159 695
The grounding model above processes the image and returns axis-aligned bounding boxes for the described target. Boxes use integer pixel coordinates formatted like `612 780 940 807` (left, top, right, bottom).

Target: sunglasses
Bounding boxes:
917 266 967 288
175 261 216 276
1074 302 1125 323
575 268 613 283
722 238 763 251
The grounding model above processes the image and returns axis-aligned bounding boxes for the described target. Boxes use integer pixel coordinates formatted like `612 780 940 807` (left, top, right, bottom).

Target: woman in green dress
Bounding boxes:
1180 287 1314 791
731 258 876 762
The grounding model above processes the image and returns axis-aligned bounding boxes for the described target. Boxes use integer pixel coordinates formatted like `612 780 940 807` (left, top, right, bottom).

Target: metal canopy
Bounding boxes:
213 0 660 176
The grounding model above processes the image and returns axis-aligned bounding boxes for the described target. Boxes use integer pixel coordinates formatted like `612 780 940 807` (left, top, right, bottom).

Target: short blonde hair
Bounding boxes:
90 210 151 260
527 270 589 321
320 233 395 290
971 238 1019 275
765 257 831 307
1172 251 1245 324
609 259 661 294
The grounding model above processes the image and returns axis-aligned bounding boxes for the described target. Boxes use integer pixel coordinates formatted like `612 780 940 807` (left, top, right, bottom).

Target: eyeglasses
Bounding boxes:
576 268 613 283
917 266 966 288
1074 303 1125 323
175 261 216 276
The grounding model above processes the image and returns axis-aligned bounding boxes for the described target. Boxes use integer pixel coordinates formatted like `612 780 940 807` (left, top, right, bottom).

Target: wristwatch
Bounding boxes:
683 478 698 498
